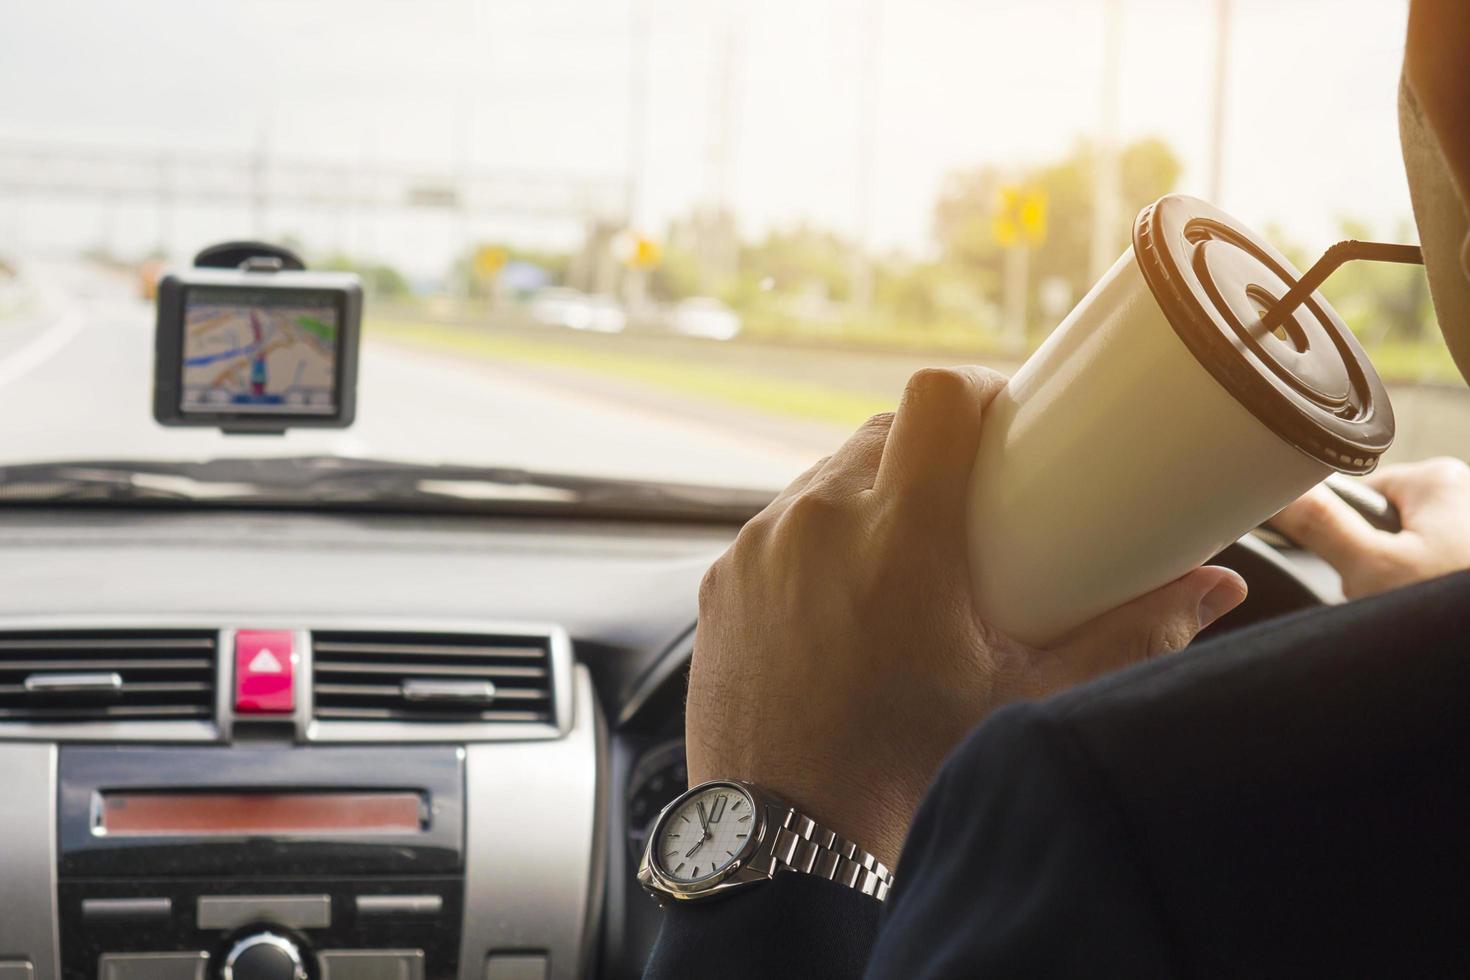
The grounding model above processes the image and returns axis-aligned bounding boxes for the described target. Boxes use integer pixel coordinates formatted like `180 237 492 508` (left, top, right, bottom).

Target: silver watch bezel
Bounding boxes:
637 779 768 902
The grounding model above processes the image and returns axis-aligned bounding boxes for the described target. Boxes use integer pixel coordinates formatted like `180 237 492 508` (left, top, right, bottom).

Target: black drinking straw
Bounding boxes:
1257 240 1424 335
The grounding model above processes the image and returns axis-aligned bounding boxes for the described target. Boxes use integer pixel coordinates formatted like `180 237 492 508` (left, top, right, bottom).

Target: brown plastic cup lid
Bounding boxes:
1133 194 1394 474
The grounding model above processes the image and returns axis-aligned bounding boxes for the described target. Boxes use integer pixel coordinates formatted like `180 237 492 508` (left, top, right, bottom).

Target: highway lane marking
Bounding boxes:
0 307 87 392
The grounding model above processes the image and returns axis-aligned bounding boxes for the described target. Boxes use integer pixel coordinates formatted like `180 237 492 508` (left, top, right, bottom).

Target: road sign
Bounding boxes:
613 231 662 270
473 246 508 278
993 185 1048 248
631 235 662 269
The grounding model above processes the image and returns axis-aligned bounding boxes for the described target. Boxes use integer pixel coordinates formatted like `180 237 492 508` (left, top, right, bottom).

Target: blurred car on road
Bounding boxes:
529 287 628 333
0 258 23 317
137 258 165 302
669 296 742 341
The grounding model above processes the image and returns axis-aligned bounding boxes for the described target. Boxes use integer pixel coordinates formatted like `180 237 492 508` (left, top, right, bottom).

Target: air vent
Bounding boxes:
311 630 556 724
0 629 217 722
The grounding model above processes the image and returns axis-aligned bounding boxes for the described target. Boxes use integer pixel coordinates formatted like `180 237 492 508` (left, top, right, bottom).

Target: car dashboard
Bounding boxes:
0 504 1337 980
0 506 738 980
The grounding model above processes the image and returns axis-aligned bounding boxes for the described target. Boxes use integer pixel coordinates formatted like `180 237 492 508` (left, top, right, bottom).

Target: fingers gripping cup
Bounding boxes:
968 194 1396 647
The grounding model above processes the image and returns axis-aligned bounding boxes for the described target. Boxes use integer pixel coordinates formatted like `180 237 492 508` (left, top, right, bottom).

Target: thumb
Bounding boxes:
1046 566 1248 683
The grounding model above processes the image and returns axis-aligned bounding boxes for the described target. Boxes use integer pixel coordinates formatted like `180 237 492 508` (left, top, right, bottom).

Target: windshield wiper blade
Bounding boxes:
0 463 219 502
231 456 777 517
0 456 775 519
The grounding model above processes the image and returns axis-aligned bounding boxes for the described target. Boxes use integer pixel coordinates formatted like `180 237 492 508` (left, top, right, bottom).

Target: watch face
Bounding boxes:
654 783 755 883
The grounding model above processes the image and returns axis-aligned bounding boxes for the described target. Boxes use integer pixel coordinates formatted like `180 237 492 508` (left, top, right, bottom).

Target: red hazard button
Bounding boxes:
234 630 296 714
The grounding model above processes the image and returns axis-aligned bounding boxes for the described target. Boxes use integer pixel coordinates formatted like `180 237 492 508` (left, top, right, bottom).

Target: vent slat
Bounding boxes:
313 661 547 680
0 704 212 720
314 682 550 701
314 706 550 723
0 659 213 672
312 641 545 660
0 681 210 695
0 630 218 723
0 637 214 651
311 631 555 726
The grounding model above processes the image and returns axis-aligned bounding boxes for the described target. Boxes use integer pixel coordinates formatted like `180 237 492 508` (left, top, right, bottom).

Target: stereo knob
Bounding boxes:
220 932 308 980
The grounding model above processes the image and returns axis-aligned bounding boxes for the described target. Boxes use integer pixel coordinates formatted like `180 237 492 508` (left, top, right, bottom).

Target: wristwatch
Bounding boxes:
637 779 894 904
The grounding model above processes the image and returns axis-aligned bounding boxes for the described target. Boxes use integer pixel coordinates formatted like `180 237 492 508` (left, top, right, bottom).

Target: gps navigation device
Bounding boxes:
153 266 361 433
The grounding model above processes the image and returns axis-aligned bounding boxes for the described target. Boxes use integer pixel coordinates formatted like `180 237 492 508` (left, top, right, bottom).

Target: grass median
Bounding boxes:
367 318 895 428
367 317 1466 440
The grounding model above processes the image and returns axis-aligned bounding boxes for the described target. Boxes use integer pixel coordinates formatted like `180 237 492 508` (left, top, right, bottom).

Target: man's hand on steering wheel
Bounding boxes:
1271 457 1470 599
686 366 1248 870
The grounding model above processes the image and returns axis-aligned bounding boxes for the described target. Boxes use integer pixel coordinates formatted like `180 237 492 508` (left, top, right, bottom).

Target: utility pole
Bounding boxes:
995 186 1046 351
250 128 268 241
156 152 174 259
626 0 649 230
622 0 652 308
1002 242 1029 352
253 78 278 244
850 0 881 312
1207 0 1232 203
1089 0 1123 281
355 126 380 262
447 0 493 299
702 9 741 285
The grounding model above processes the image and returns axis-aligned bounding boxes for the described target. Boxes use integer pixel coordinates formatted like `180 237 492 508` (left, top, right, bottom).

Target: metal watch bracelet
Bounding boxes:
749 803 894 902
638 780 896 905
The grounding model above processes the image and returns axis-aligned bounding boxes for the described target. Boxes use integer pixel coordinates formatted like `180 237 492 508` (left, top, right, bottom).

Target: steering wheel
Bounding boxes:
1201 476 1400 637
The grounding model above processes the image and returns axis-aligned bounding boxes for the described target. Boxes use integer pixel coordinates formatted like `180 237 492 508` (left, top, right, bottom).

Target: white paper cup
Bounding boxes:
968 195 1394 647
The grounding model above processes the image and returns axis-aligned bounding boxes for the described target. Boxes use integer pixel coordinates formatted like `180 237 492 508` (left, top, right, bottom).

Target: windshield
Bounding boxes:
0 0 1461 496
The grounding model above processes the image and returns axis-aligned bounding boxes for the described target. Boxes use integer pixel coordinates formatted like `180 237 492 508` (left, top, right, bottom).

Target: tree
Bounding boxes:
320 252 410 300
737 225 853 303
1319 218 1432 344
451 244 571 301
933 137 1184 336
647 244 706 302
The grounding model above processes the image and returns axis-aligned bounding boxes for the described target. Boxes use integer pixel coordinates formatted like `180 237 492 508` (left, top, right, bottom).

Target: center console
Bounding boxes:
0 620 603 980
58 746 463 980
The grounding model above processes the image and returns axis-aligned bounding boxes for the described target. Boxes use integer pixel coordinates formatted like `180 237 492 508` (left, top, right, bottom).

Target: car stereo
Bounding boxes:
153 264 361 434
58 745 463 980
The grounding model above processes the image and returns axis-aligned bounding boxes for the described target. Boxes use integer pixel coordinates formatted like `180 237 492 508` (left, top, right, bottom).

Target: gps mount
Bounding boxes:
193 240 307 273
152 240 362 435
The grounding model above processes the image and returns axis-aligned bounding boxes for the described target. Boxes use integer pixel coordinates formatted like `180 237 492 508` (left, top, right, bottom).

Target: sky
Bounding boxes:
0 0 1416 276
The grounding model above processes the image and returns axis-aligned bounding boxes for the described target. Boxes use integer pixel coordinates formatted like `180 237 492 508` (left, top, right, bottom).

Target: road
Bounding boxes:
378 304 1470 469
0 263 837 490
1 261 1464 498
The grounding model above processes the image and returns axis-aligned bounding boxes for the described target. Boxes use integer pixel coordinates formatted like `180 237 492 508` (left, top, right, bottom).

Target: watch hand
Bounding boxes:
685 837 706 857
697 801 712 836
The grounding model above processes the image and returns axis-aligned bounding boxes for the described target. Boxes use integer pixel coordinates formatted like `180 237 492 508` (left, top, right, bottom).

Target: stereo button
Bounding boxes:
98 952 208 980
355 894 443 917
317 950 425 980
197 894 331 930
484 954 548 980
82 897 172 922
0 962 32 980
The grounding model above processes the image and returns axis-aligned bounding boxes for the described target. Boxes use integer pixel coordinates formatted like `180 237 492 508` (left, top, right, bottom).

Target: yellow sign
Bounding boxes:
632 236 661 270
992 185 1048 248
473 245 508 278
610 230 661 269
612 230 662 269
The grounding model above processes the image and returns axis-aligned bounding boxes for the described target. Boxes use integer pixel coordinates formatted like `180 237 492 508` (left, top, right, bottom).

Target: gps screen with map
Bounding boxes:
180 287 341 415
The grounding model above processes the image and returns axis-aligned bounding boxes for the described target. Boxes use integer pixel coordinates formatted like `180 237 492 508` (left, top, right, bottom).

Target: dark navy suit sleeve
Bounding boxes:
865 704 1176 978
642 872 880 980
645 571 1470 980
643 705 1172 980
